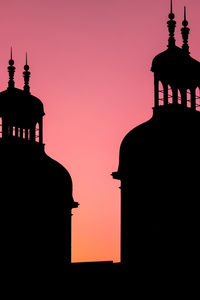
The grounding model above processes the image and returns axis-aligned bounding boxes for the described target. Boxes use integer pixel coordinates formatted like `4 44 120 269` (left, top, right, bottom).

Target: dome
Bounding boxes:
0 87 44 121
114 106 200 180
41 153 78 209
114 119 153 179
151 46 200 87
0 133 78 209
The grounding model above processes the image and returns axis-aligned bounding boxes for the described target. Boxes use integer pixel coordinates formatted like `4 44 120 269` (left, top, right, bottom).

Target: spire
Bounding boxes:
23 52 31 93
181 6 190 55
167 0 176 48
8 47 15 89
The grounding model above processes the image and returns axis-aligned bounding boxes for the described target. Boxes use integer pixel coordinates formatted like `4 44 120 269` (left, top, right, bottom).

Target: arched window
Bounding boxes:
35 123 39 142
168 85 173 104
23 129 26 139
158 81 164 106
28 129 30 140
178 89 182 105
186 89 191 108
12 126 15 137
0 117 2 138
195 87 200 111
18 128 21 138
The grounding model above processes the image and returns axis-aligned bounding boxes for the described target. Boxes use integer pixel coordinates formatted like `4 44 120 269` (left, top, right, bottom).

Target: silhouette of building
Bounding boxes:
112 2 200 267
0 50 78 268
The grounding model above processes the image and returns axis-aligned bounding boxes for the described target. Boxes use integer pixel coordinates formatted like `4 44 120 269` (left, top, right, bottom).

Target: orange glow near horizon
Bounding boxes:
1 0 200 263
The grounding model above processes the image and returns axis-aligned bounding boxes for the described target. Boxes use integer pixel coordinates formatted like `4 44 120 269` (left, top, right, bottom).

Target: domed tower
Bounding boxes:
0 50 78 267
112 3 200 267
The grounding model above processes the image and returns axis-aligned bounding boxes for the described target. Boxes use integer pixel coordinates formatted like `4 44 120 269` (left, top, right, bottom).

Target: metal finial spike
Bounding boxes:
24 52 29 71
168 0 175 20
182 6 188 27
181 6 190 54
9 47 14 66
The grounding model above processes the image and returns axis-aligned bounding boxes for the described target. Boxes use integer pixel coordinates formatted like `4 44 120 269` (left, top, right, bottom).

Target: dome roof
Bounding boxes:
0 88 44 120
151 46 200 86
41 153 79 209
114 119 153 178
113 107 200 180
0 144 78 209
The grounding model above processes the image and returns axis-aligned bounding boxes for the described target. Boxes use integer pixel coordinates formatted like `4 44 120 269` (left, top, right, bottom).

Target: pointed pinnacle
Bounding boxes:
9 46 14 66
168 0 175 20
182 6 188 27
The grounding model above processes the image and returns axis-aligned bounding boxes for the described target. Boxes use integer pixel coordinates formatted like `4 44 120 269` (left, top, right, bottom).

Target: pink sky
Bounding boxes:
0 0 200 262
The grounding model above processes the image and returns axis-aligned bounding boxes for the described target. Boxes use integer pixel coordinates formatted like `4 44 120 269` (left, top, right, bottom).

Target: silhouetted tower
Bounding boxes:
112 3 200 266
0 50 78 267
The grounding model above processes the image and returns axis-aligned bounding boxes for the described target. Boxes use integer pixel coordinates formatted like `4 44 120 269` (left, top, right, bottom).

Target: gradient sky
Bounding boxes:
1 0 200 262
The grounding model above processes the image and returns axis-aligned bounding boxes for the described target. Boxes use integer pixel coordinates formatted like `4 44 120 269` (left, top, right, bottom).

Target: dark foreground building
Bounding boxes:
0 51 78 270
112 4 200 269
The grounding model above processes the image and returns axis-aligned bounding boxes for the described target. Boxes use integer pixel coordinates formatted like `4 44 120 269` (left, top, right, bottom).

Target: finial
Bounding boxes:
183 6 188 26
169 0 174 19
181 6 190 55
8 47 15 89
167 0 176 48
23 52 31 93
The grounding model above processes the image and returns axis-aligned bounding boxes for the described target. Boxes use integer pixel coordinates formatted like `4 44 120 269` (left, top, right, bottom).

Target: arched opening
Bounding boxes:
195 87 200 111
186 89 191 108
0 117 2 138
28 129 30 140
168 85 173 104
15 127 18 138
23 129 26 139
35 123 39 142
178 89 182 105
18 128 21 138
12 126 15 137
158 81 164 106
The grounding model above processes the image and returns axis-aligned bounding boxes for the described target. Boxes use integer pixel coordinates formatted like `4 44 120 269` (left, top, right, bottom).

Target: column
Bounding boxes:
172 87 178 105
181 89 187 107
20 128 23 139
163 82 168 106
190 88 196 110
30 126 36 142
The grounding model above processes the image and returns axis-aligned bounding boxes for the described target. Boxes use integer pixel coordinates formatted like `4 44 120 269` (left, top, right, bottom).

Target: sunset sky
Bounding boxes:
1 0 200 262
